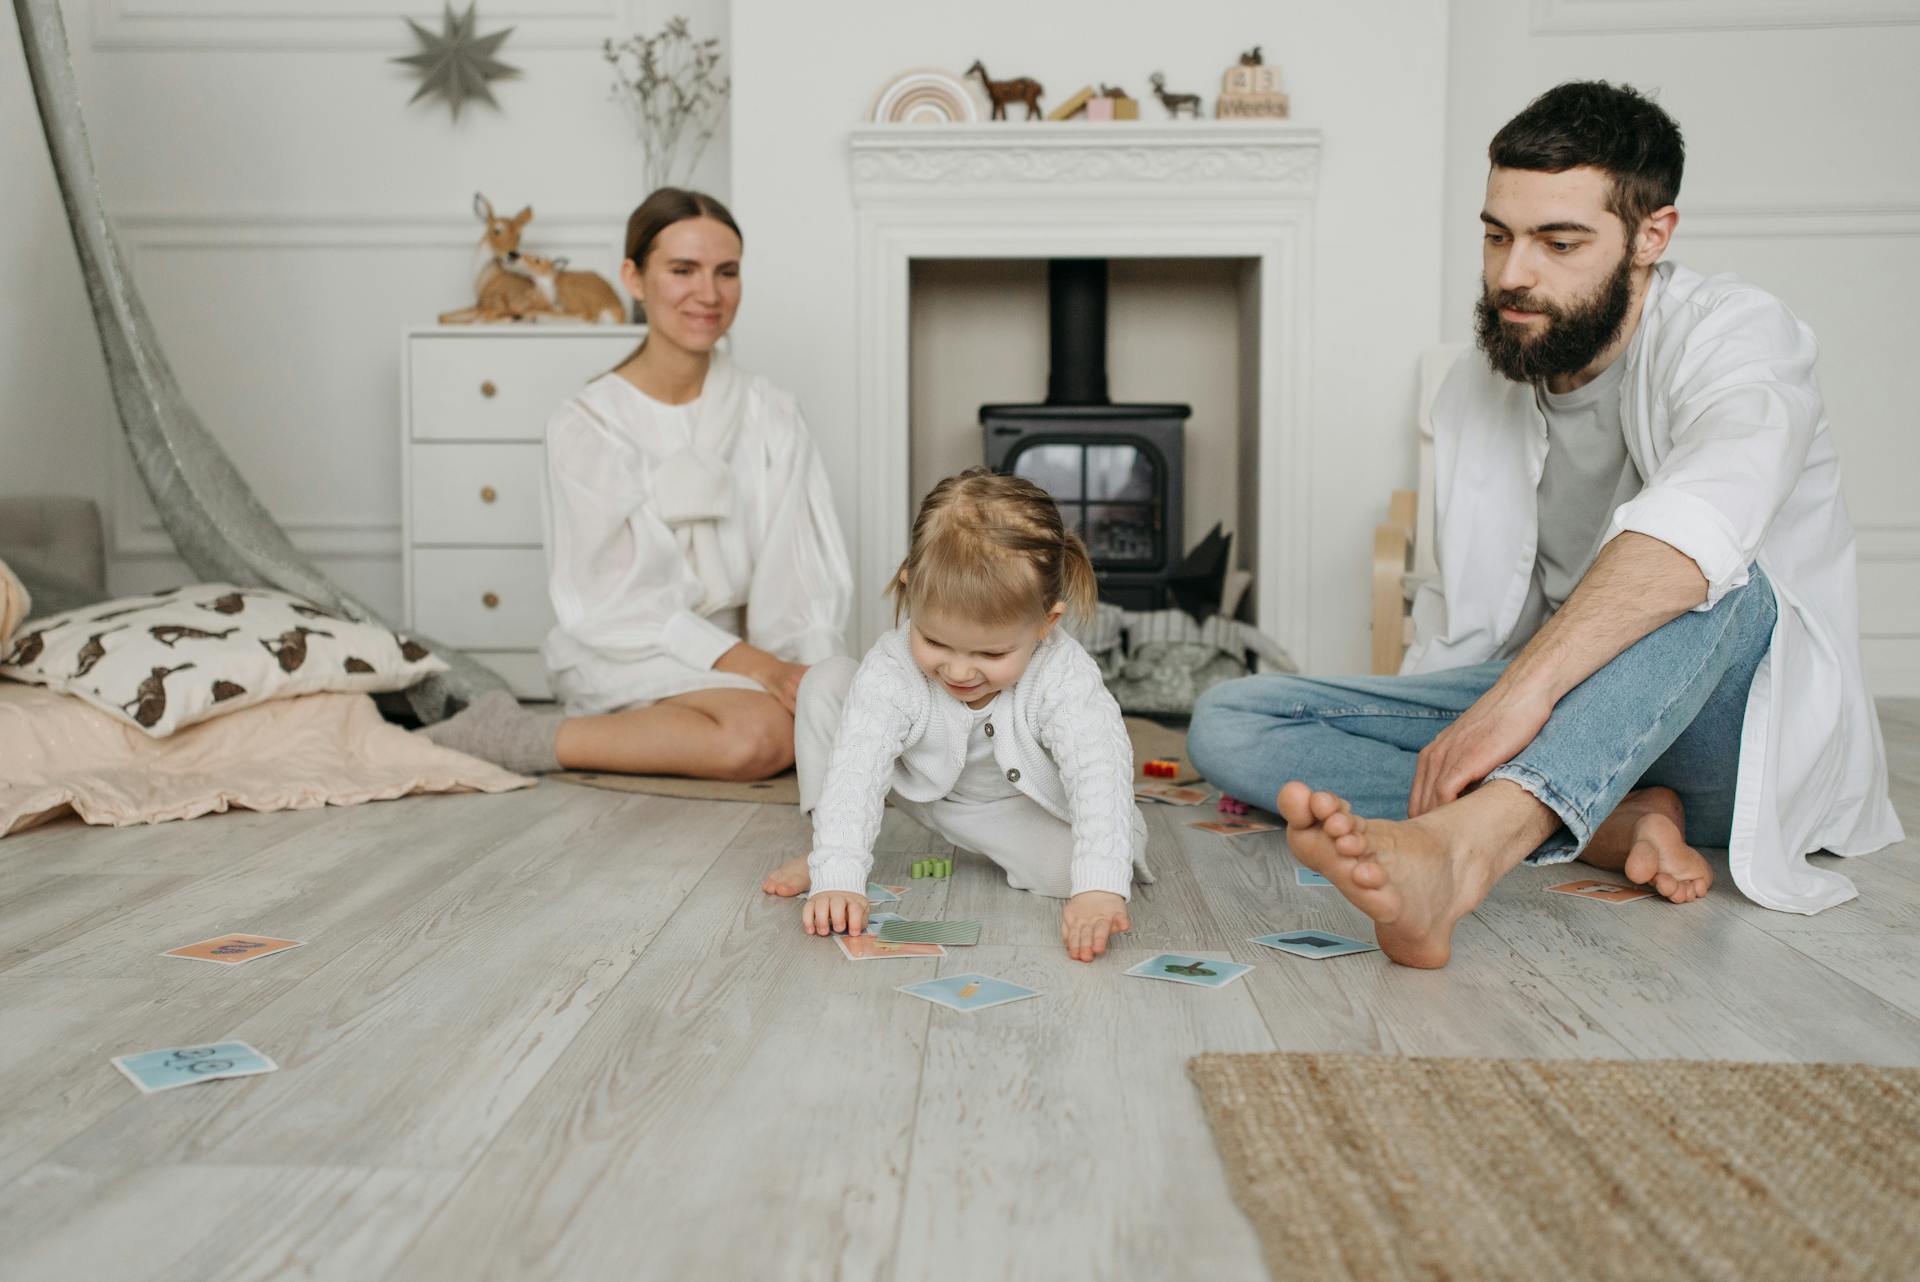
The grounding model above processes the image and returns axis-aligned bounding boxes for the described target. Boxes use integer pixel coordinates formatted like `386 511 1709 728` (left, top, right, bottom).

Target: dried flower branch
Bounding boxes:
603 17 730 194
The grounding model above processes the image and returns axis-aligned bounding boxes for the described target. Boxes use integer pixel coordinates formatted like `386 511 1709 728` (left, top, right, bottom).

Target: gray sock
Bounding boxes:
419 689 564 774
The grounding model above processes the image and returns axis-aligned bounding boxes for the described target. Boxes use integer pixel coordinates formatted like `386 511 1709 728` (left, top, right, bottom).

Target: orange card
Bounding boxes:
835 934 946 961
1546 879 1656 905
163 933 305 965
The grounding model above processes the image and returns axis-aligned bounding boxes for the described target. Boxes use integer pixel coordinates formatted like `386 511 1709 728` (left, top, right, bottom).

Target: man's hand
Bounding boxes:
1060 891 1130 962
1408 680 1553 817
803 890 868 937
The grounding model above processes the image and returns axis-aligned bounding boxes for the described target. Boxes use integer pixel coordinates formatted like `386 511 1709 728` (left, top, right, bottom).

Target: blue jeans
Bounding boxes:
1188 568 1777 862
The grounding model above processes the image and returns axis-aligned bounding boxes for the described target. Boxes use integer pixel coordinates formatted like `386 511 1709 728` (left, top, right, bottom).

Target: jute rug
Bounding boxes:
550 716 1196 805
1188 1051 1920 1282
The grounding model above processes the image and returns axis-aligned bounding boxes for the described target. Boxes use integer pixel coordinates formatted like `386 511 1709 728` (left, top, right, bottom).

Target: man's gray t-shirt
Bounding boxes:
1504 352 1644 650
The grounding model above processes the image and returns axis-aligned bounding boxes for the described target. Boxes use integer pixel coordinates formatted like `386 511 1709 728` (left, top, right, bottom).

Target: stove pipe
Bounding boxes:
1046 258 1109 406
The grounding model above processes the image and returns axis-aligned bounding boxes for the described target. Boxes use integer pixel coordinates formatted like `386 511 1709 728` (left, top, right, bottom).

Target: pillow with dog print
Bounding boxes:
0 583 447 737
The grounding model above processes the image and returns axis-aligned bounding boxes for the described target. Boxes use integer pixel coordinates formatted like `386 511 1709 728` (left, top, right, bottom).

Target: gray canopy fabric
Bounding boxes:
14 0 503 721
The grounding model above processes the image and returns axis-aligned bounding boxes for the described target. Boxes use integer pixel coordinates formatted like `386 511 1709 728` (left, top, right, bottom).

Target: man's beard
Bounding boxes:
1475 249 1634 384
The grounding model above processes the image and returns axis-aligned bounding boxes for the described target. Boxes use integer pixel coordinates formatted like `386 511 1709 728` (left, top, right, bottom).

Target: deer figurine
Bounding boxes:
514 252 625 324
439 193 551 324
965 60 1044 120
1148 72 1202 119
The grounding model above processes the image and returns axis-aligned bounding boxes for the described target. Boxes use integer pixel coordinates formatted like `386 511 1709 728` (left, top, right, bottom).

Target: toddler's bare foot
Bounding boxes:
1274 781 1500 970
762 854 812 898
1580 787 1713 903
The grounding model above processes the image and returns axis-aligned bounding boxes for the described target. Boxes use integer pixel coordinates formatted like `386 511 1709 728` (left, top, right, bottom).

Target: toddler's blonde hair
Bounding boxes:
889 468 1098 628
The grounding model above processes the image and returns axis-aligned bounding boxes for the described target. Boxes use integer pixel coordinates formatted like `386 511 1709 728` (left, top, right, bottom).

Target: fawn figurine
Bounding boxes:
439 193 549 324
513 252 625 324
965 60 1044 120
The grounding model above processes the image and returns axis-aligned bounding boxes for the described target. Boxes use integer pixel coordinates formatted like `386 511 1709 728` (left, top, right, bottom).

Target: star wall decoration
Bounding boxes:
393 2 520 120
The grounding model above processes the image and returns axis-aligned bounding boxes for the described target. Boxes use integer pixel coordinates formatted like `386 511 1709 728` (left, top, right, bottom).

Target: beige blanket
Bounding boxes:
1 680 531 837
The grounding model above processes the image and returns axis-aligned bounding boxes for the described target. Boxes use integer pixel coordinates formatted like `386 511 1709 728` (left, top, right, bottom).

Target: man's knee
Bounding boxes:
1189 673 1314 778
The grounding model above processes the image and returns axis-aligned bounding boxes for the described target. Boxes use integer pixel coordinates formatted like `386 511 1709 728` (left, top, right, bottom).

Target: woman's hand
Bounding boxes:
1060 891 1130 962
803 890 868 937
716 643 809 714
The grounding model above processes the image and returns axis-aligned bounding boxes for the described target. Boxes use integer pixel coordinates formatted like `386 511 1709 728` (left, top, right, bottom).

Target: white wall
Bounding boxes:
1443 1 1920 695
1 0 727 616
728 0 1451 671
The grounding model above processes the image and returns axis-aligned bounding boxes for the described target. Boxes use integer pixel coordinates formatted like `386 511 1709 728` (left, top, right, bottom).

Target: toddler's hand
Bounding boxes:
1061 891 1130 962
803 890 868 937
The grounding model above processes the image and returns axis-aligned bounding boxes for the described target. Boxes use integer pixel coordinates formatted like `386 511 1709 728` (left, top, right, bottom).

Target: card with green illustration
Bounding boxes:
1124 953 1252 989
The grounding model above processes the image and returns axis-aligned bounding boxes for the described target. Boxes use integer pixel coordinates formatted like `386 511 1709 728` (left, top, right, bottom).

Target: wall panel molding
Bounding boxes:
1677 202 1920 241
1532 0 1920 35
90 0 647 51
108 211 625 560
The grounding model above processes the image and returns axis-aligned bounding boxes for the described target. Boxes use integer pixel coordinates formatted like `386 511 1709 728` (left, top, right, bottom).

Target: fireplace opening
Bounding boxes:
980 259 1192 611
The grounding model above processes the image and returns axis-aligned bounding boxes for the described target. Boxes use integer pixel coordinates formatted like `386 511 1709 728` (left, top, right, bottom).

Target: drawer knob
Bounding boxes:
482 592 500 609
480 380 497 398
480 485 497 504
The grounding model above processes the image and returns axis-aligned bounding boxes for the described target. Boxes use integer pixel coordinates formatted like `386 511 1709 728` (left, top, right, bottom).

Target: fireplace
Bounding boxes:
981 259 1189 610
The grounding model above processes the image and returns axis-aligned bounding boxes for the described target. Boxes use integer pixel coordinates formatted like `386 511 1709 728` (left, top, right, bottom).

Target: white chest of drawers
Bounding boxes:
401 325 646 699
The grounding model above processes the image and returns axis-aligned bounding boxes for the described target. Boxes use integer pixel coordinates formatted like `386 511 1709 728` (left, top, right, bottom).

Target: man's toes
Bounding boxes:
1276 782 1314 825
1309 790 1347 823
1350 858 1387 889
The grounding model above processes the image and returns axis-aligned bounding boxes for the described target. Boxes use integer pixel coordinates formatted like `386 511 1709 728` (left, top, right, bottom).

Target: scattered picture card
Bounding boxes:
1249 930 1379 960
897 973 1040 1013
162 934 304 966
866 883 908 905
1125 953 1253 990
1295 866 1332 887
1135 782 1210 806
1192 820 1279 837
112 1041 277 1094
877 919 981 946
1547 879 1656 905
837 934 946 961
863 911 905 936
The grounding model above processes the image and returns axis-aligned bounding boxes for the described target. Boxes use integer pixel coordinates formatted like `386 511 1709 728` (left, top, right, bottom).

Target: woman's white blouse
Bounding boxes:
540 369 852 715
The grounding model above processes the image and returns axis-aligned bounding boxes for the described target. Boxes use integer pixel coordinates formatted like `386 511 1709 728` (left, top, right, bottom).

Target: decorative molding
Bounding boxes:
1531 0 1920 35
849 123 1321 198
1677 202 1920 241
1856 522 1920 563
108 211 625 560
89 0 644 51
848 126 1321 665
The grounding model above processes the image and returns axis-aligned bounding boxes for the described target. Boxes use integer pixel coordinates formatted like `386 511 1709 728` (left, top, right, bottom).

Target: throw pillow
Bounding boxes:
0 582 448 737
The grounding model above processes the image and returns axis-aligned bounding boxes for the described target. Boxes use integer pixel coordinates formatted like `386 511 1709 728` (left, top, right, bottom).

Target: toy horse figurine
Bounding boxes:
965 60 1044 120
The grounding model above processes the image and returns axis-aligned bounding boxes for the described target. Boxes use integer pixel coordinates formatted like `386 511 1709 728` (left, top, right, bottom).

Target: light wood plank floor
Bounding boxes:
3 701 1916 1281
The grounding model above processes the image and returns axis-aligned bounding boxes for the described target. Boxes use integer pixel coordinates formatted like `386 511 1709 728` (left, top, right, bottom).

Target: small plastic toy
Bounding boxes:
1217 795 1249 816
911 858 953 879
1143 759 1180 779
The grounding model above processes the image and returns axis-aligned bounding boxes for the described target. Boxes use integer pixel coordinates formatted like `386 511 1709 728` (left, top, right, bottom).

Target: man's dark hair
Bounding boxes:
1489 81 1684 236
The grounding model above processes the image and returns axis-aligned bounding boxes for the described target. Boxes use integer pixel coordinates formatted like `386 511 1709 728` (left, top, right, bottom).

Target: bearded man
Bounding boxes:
1189 81 1902 967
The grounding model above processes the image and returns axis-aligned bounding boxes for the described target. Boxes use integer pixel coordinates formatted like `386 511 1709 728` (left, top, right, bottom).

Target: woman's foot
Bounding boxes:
1582 787 1713 903
762 854 812 897
1275 780 1532 969
419 689 563 774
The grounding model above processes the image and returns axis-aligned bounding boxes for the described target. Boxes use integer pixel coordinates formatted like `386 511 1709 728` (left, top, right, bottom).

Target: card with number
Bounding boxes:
112 1041 277 1094
162 934 304 966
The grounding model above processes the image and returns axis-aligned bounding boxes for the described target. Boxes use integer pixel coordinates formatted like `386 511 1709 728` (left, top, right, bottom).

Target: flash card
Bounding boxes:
837 933 945 961
1125 953 1253 989
897 973 1040 1012
1135 782 1210 806
1192 820 1280 836
1547 879 1657 905
112 1041 277 1094
162 934 304 966
1294 866 1332 886
1249 930 1379 959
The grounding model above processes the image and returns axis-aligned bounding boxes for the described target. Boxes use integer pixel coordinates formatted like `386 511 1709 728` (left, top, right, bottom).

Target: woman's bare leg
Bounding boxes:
555 687 795 780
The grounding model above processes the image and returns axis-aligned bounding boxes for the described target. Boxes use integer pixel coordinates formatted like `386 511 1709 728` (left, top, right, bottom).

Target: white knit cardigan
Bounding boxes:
808 621 1139 899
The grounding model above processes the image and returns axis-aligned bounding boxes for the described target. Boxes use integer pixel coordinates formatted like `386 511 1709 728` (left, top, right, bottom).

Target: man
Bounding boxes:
1189 81 1902 968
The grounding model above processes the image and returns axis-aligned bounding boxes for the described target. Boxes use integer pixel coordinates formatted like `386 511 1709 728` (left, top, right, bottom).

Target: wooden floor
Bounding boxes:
2 701 1917 1281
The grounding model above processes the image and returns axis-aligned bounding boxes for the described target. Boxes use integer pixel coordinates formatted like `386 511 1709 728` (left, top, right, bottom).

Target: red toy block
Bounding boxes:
1143 759 1179 779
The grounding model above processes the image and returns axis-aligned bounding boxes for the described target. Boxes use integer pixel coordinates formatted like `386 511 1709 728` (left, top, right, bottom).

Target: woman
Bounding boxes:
426 188 852 778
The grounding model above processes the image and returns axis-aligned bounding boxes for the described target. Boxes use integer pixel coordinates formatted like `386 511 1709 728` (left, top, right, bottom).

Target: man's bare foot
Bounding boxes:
1581 787 1713 903
1275 781 1511 969
762 854 811 897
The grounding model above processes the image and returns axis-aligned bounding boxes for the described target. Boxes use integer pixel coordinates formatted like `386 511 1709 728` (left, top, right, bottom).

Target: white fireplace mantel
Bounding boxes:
848 121 1322 660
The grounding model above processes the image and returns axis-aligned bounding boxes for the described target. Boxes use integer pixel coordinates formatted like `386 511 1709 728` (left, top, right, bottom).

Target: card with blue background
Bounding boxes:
897 973 1040 1012
1295 867 1332 886
112 1041 277 1094
1250 930 1379 959
1125 953 1253 989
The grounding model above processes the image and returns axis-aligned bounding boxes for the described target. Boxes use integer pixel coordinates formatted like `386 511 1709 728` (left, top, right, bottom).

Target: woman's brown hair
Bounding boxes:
888 468 1099 628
